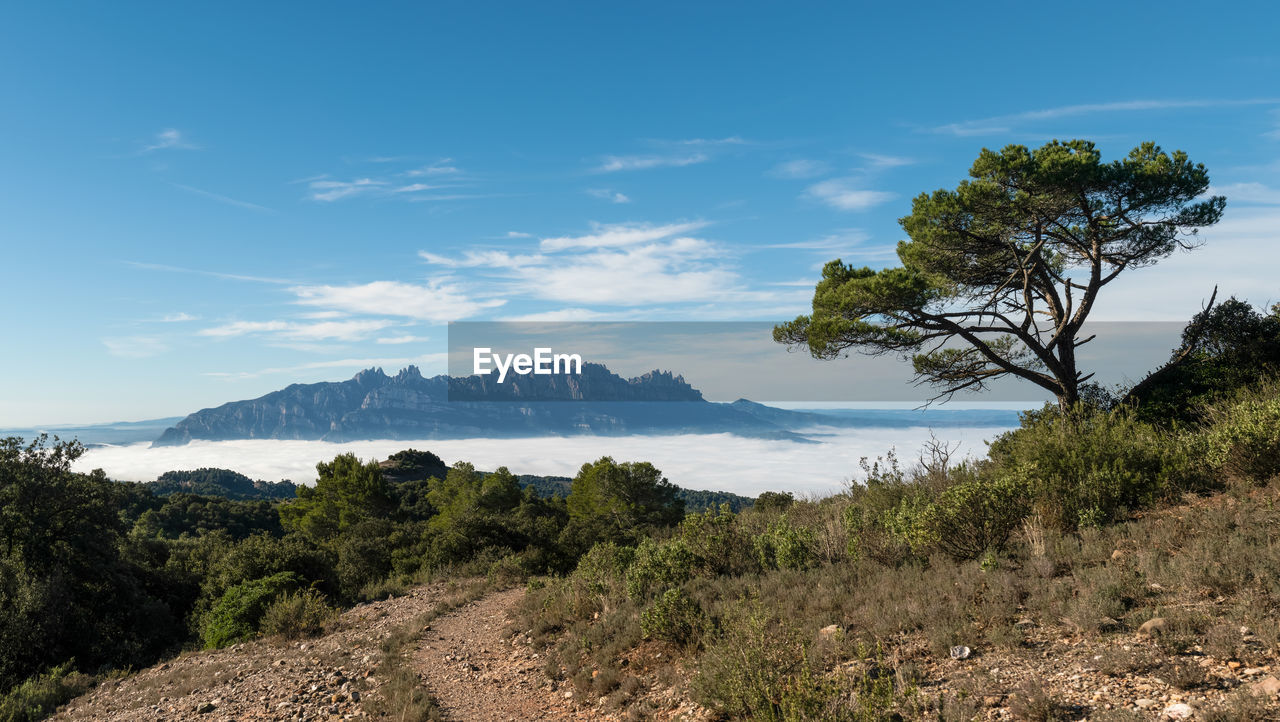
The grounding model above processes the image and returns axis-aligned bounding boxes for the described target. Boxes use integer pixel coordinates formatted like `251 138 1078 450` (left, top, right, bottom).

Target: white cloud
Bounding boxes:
667 136 748 147
199 319 396 342
159 312 199 323
595 153 708 172
504 231 532 239
306 177 388 202
769 159 830 179
932 97 1280 136
521 237 738 306
73 425 1008 494
141 128 199 153
805 179 896 211
859 153 914 169
419 249 544 269
587 188 632 204
540 220 709 251
376 335 431 345
291 280 505 322
1209 182 1280 205
103 336 169 358
405 159 460 176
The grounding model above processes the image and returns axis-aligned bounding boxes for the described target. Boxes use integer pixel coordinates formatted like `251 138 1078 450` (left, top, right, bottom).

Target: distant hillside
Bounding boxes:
152 364 829 446
515 473 754 512
146 468 298 500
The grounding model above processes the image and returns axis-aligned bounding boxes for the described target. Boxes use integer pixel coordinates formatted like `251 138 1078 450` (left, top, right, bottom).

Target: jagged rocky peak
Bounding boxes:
352 367 389 385
394 365 424 382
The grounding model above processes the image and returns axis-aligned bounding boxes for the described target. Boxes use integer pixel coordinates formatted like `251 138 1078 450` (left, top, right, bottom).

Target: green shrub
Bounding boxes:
625 538 696 600
200 571 300 649
1203 386 1280 482
889 466 1032 560
0 662 92 722
692 606 802 720
640 588 705 647
572 541 634 595
680 504 752 575
258 588 336 640
755 517 818 570
988 405 1202 529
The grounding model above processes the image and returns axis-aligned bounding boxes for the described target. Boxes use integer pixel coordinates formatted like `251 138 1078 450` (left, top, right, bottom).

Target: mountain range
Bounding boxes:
152 364 841 446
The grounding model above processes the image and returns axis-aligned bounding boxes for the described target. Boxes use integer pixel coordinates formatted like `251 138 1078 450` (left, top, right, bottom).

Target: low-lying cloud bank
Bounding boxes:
73 425 1012 496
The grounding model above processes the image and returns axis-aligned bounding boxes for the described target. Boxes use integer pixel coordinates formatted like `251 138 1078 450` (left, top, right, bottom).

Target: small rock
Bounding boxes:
1250 676 1280 696
818 624 842 639
1136 698 1157 709
1228 661 1242 670
1164 702 1194 719
196 702 216 714
1138 617 1167 637
563 690 574 699
949 645 972 660
1244 667 1265 676
1111 549 1126 561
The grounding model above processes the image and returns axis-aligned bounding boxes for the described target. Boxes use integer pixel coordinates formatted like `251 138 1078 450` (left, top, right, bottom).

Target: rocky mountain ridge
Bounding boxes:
153 364 820 446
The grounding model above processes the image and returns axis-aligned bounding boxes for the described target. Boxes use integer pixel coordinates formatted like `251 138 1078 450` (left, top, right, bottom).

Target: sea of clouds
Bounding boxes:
73 424 1014 496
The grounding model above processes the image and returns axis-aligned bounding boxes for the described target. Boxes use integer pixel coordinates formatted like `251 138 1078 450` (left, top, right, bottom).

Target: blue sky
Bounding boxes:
3 1 1280 426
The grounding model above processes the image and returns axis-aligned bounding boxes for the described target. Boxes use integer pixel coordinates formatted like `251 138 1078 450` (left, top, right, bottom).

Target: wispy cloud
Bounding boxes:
595 153 708 173
376 335 431 345
159 312 199 323
1209 182 1280 205
665 136 748 147
805 179 896 211
306 177 389 202
102 336 169 358
199 319 396 342
769 159 830 179
406 158 461 176
172 183 273 213
504 231 532 239
587 188 632 204
291 280 505 322
540 220 709 251
125 261 293 285
859 153 914 169
932 98 1280 136
141 128 199 153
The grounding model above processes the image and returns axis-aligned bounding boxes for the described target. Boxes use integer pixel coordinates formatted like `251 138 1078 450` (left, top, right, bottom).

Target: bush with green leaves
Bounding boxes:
258 588 336 640
200 571 301 649
886 465 1032 560
1202 383 1280 482
572 541 635 596
680 504 752 575
640 588 705 647
754 516 818 571
625 537 696 601
988 405 1205 529
0 662 93 722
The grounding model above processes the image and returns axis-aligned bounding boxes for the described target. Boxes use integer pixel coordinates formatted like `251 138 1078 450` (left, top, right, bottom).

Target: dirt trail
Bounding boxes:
49 584 627 722
412 586 603 721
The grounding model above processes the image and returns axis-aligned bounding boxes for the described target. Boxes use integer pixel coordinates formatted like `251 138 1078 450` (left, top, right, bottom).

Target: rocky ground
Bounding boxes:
51 577 1280 721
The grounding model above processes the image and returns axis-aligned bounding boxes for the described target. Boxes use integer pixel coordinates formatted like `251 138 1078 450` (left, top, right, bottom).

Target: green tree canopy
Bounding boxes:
279 453 393 544
564 457 684 550
776 140 1225 406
